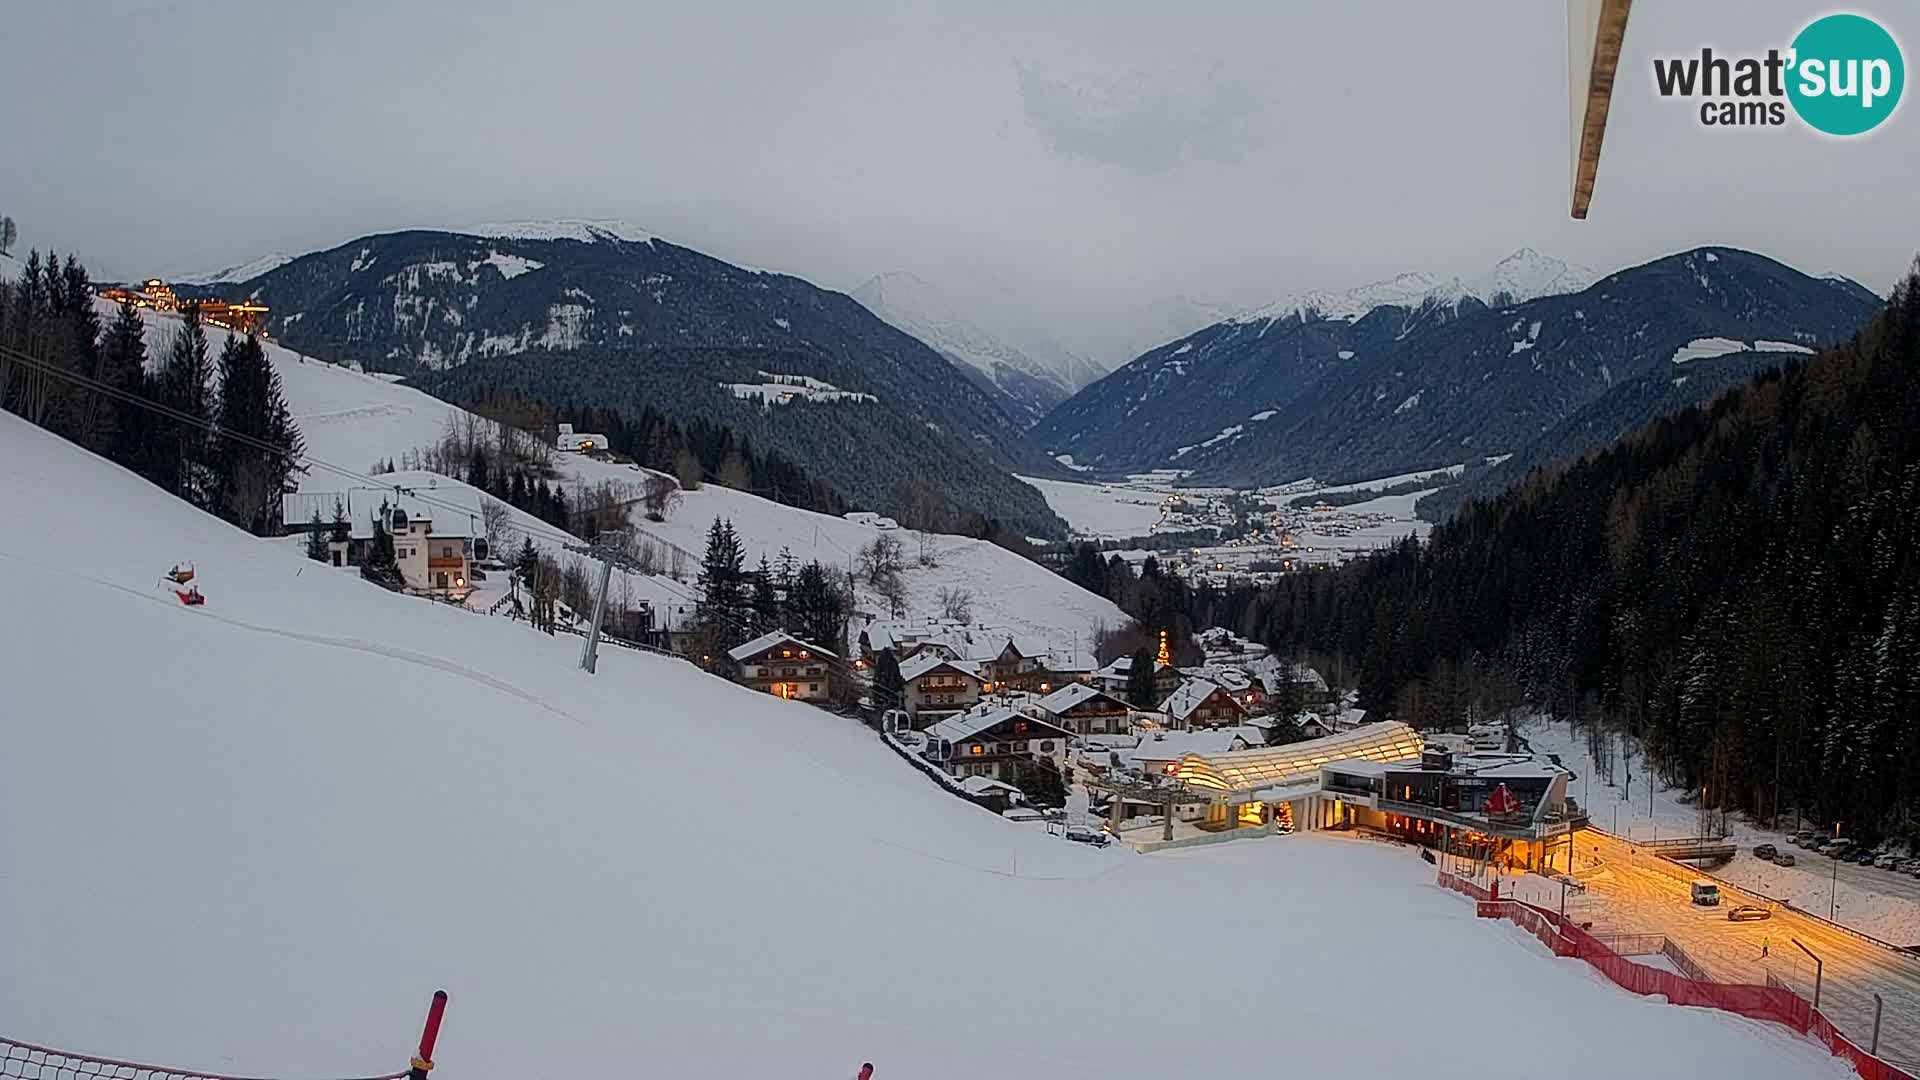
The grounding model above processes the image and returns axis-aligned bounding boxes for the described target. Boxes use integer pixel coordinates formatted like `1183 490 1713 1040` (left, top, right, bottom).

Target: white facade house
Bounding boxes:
556 423 610 454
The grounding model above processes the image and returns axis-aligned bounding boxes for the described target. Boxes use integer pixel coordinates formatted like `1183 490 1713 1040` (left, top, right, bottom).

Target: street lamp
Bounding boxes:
1831 821 1842 921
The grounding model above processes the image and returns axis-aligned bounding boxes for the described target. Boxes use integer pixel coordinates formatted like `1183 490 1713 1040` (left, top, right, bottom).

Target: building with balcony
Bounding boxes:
728 631 837 703
922 704 1072 782
899 654 984 726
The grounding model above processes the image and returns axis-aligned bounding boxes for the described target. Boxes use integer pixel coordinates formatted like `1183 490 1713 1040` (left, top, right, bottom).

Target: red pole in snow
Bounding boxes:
409 991 448 1080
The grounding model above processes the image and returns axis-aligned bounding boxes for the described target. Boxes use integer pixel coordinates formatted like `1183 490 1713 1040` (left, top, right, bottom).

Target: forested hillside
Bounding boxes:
1184 266 1920 843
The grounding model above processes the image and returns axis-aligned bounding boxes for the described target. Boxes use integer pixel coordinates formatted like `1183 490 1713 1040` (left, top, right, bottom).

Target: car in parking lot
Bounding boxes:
1793 831 1816 847
1853 850 1878 866
1874 853 1900 870
1753 843 1777 861
1064 828 1113 848
1727 904 1772 922
1775 853 1797 867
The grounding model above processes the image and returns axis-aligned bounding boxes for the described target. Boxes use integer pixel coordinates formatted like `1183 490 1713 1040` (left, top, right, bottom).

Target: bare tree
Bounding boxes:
937 586 973 624
481 497 513 546
858 534 905 586
916 530 939 567
0 216 15 256
642 473 683 522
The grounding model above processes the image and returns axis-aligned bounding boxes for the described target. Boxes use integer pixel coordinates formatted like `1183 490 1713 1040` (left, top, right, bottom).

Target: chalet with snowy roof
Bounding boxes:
975 636 1048 692
283 490 472 600
923 705 1071 782
1035 682 1131 738
727 631 836 703
1091 654 1183 703
554 423 609 454
1162 678 1249 730
1125 728 1260 778
899 654 983 726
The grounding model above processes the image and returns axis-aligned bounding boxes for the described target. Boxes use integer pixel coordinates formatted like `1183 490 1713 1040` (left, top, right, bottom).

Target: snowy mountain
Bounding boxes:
174 251 294 285
1034 247 1880 492
852 271 1103 424
1230 250 1594 327
216 227 1070 537
0 407 1851 1080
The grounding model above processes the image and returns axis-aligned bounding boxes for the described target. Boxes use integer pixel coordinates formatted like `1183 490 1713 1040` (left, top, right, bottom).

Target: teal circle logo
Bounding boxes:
1787 14 1904 135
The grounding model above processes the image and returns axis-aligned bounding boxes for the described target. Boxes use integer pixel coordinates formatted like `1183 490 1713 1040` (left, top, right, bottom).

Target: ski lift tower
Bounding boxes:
568 530 649 674
1568 0 1634 218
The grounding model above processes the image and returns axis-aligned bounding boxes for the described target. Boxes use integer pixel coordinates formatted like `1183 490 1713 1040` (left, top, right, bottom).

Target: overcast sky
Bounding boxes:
2 0 1914 364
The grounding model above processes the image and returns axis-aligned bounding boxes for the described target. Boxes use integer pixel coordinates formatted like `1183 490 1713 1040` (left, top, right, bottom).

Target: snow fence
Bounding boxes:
1437 871 1915 1080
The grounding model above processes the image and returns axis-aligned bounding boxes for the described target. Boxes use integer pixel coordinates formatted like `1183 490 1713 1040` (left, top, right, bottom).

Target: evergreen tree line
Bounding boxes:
692 517 848 673
1058 545 1206 665
1162 268 1920 845
0 252 302 535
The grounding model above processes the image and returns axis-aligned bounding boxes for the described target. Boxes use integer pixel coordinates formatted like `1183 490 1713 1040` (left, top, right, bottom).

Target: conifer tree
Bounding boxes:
359 501 406 590
153 304 216 508
1126 645 1158 708
214 334 303 534
305 511 330 562
872 648 905 713
100 300 150 473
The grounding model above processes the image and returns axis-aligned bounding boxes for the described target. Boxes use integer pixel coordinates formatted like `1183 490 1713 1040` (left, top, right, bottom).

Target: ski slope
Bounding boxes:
114 304 1123 649
0 413 1853 1080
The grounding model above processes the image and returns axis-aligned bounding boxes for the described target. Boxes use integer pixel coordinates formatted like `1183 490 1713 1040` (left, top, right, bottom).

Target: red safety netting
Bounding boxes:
0 1039 406 1080
1470 899 1916 1080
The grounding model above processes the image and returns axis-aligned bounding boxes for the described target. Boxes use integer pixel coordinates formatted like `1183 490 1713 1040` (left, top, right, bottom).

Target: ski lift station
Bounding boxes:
1161 722 1584 867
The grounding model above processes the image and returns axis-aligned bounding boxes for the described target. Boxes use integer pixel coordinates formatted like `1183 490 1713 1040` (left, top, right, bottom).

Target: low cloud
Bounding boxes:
1015 60 1262 174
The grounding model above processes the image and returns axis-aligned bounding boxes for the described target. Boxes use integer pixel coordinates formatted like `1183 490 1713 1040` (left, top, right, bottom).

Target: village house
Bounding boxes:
554 422 610 454
977 636 1047 692
1092 654 1184 704
1124 728 1261 778
727 630 836 703
1035 682 1132 738
284 492 472 601
1162 678 1250 730
899 654 984 726
924 705 1072 782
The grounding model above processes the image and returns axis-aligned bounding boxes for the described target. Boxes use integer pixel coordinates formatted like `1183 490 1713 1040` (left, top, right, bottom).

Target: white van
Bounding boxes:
1691 880 1721 906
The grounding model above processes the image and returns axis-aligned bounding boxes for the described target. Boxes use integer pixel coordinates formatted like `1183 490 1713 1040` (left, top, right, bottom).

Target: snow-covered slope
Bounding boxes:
0 410 1851 1080
114 302 1120 649
175 252 294 285
468 219 659 244
852 271 1104 423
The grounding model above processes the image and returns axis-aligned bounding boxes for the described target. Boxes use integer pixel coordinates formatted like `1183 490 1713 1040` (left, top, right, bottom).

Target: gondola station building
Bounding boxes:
1159 722 1585 865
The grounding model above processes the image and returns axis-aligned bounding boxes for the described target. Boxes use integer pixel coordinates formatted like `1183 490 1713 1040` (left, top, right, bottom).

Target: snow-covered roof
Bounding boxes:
1035 682 1123 715
1127 729 1247 765
282 488 471 539
1176 722 1424 795
1163 678 1244 722
727 630 837 663
899 653 981 684
959 775 1025 800
926 706 1068 746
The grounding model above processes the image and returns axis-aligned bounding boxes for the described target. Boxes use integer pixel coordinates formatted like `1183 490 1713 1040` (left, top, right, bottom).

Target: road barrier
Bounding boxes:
1436 872 1915 1080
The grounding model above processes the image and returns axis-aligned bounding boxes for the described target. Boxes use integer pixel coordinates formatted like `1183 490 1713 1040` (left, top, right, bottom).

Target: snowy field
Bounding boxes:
0 413 1854 1080
1016 474 1168 539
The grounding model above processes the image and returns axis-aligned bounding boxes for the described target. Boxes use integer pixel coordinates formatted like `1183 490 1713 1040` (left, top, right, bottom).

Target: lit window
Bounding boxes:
970 744 984 755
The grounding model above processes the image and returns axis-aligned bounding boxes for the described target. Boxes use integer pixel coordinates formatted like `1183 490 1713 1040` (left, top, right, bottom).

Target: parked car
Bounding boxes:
1854 850 1877 866
1728 904 1772 922
1874 853 1900 870
1064 828 1113 848
1753 843 1777 861
1775 853 1797 867
1792 831 1816 847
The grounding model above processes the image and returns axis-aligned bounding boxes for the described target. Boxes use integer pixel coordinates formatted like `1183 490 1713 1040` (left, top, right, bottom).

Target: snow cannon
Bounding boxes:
164 562 196 585
174 586 206 607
